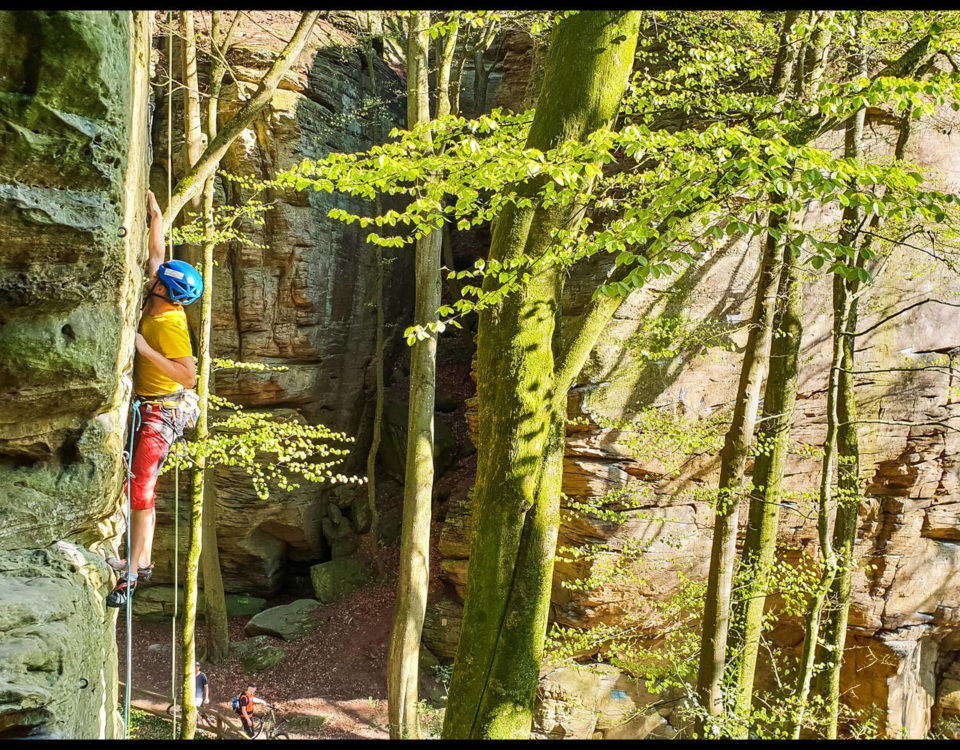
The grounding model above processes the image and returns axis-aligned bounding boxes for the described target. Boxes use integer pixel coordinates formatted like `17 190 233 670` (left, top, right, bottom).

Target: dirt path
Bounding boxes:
116 537 455 739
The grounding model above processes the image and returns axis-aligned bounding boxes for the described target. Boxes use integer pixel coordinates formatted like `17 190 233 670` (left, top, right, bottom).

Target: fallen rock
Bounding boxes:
243 599 324 641
225 594 267 617
421 599 463 659
310 557 370 604
233 635 287 674
287 712 330 733
533 663 674 739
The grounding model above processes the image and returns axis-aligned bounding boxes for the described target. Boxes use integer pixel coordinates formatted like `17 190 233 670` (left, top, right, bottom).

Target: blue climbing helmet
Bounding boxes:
157 260 203 305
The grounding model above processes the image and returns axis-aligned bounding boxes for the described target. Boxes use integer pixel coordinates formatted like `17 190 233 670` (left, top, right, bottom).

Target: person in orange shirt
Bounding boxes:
107 190 203 607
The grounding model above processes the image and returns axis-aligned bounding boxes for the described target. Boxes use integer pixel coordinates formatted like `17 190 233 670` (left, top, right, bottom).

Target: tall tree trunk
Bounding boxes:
695 11 829 726
441 11 641 739
180 11 204 213
471 20 499 116
196 9 237 669
728 207 805 732
770 11 802 105
176 11 205 739
695 207 786 729
387 11 440 739
790 275 849 738
361 21 383 575
179 172 215 740
816 32 902 735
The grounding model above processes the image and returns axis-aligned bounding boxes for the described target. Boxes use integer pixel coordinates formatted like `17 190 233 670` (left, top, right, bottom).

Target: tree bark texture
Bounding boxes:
696 205 786 727
441 11 641 739
180 11 204 211
729 208 805 731
387 11 439 739
179 166 217 740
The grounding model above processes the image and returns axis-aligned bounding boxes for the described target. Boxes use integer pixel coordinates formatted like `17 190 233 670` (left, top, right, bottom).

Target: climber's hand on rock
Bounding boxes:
146 190 162 218
134 333 151 355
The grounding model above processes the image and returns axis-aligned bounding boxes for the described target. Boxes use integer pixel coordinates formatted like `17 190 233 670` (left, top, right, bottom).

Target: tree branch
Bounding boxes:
850 298 960 337
164 11 320 228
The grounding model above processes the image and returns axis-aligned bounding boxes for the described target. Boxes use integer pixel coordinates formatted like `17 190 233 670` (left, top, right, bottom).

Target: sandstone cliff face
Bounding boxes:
0 11 152 738
437 31 960 739
146 13 413 595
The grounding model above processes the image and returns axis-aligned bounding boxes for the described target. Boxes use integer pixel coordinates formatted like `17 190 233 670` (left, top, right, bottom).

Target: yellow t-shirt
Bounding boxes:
134 305 194 397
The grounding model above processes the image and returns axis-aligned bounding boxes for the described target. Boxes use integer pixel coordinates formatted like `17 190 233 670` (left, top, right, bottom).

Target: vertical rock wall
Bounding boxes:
0 11 150 738
147 14 413 595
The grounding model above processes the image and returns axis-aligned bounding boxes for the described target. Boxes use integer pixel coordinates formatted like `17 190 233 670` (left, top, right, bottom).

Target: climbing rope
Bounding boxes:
167 12 178 739
122 399 142 740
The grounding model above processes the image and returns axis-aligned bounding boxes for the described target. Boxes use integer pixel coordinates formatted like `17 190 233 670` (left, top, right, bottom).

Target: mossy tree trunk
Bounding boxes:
728 207 805 732
815 36 908 736
387 11 441 739
179 173 214 740
697 14 835 728
177 12 205 738
181 18 238 734
695 208 785 729
441 11 641 739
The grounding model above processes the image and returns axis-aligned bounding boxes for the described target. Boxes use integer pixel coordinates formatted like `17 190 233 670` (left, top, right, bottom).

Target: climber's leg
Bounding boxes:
107 407 171 606
130 508 154 574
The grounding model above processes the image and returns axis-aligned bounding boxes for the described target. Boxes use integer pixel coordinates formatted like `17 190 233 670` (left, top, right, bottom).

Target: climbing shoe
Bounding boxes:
104 557 153 583
137 562 155 583
105 576 138 608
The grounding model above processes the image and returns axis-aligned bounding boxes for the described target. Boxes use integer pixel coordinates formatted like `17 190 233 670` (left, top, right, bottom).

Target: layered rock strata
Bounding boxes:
0 10 152 738
147 13 412 595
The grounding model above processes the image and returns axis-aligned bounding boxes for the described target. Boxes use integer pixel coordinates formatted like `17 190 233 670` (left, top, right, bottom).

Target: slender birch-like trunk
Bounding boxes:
728 206 805 732
695 209 785 730
165 11 319 226
361 23 384 573
387 12 441 739
191 9 238 670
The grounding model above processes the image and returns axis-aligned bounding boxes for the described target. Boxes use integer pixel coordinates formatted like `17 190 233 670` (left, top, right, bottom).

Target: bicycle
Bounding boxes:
165 702 218 730
252 705 290 740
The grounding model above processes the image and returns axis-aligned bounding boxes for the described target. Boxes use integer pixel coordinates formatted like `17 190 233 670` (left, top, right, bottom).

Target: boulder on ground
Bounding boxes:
232 635 287 674
310 556 370 604
225 594 267 616
243 599 324 641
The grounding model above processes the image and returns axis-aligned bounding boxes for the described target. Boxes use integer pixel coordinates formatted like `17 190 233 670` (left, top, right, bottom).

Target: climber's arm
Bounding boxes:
135 336 196 389
146 190 165 283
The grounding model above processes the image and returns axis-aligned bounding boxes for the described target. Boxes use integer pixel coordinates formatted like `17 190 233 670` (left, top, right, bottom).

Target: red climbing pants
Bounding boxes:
127 402 177 511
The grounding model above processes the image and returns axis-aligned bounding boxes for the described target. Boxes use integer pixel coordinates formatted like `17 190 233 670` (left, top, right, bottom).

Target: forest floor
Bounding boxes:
117 529 456 740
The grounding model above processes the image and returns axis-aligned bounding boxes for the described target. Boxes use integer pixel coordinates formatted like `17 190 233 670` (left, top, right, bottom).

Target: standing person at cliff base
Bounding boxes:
106 189 203 608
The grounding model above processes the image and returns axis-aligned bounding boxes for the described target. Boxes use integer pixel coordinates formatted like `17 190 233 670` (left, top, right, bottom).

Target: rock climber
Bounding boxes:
237 683 270 738
106 189 203 608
